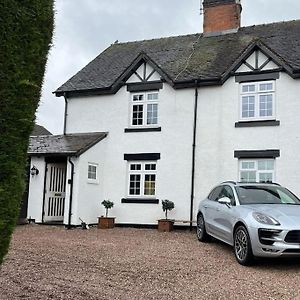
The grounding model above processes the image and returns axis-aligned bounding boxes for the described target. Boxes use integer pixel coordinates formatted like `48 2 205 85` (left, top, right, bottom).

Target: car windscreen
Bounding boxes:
235 185 300 205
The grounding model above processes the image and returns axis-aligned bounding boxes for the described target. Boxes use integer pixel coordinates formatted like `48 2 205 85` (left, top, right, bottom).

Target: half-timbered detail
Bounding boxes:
236 49 280 74
126 62 162 84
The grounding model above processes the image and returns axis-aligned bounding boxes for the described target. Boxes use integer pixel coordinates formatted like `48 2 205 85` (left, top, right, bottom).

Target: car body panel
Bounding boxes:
198 183 300 258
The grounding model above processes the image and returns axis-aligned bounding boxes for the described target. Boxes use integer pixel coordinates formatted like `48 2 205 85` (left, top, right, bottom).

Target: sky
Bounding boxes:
36 0 300 134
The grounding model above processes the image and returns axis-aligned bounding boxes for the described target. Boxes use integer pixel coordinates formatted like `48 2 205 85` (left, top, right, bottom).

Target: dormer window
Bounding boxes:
240 81 275 121
131 92 159 127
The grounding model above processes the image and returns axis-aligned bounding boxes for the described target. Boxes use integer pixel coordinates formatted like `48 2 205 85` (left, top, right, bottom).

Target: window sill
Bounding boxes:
121 198 159 204
87 180 99 185
235 120 280 128
124 127 161 133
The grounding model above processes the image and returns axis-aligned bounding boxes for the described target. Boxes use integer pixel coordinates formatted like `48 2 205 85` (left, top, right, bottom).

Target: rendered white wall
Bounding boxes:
66 83 195 225
71 140 107 225
65 71 300 225
194 73 300 216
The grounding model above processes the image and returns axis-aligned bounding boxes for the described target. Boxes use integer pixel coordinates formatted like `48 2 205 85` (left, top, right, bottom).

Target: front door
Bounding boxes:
43 163 67 222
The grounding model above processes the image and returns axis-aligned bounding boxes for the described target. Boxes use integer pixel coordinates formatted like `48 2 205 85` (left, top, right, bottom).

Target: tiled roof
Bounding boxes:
31 124 52 136
55 20 300 96
28 132 107 156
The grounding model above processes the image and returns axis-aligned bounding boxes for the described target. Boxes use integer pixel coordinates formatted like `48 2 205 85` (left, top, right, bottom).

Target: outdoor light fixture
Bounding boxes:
30 166 39 176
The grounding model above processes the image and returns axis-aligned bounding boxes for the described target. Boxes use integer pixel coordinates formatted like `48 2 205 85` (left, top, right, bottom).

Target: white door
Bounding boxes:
44 163 67 222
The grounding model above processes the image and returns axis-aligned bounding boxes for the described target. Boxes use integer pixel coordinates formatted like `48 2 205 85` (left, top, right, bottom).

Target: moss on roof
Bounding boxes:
56 20 300 94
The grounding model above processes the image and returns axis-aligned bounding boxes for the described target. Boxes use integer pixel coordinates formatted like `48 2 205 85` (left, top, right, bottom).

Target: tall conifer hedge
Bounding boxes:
0 0 54 264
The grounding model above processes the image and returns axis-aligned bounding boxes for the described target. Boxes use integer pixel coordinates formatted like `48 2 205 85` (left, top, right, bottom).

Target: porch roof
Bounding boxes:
28 132 107 157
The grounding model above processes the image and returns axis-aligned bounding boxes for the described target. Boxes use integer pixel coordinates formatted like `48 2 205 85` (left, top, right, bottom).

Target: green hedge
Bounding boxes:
0 0 54 265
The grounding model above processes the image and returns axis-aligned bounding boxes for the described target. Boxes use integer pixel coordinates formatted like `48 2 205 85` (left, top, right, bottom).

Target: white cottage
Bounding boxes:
28 0 300 227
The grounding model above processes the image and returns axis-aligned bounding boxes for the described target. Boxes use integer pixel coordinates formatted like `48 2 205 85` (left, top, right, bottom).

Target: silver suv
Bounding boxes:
197 182 300 265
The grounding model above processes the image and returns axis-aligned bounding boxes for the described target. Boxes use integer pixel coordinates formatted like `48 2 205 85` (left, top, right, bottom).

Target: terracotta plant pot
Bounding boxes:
158 219 174 232
98 217 115 229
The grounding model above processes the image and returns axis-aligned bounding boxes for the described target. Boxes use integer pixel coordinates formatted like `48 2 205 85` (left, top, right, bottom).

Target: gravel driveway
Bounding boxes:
1 225 300 300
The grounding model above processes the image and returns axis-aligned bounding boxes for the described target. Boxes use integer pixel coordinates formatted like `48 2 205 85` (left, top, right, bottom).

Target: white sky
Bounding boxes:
36 0 300 134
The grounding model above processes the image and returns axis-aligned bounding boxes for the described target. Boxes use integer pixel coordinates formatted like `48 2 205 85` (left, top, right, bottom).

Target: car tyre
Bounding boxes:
234 225 254 266
197 213 211 242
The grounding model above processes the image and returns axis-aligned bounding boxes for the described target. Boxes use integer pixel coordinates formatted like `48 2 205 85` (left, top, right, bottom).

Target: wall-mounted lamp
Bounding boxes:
30 166 39 176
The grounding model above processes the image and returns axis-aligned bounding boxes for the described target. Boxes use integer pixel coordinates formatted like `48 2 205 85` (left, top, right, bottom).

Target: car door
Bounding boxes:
211 185 236 243
203 186 223 235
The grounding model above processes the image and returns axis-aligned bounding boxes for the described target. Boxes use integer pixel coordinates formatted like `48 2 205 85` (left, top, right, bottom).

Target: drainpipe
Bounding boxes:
67 157 75 229
63 93 68 135
190 82 199 231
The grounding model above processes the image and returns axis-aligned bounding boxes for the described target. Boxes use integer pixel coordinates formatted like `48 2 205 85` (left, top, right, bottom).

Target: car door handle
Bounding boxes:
204 205 208 209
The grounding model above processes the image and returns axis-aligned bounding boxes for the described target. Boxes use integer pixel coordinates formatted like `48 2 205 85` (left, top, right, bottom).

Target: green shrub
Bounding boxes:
101 200 114 217
162 200 175 220
0 0 54 265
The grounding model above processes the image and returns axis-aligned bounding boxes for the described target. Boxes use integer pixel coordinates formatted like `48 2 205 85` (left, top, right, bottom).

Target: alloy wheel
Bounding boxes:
234 228 248 261
197 214 204 239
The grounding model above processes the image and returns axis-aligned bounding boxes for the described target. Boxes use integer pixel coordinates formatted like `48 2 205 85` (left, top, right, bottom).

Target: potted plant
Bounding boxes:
98 200 115 229
158 199 175 232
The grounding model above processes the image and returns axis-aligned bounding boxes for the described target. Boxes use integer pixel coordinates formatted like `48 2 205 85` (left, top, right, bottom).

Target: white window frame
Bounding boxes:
239 81 275 121
130 91 159 127
87 163 99 184
127 161 157 198
239 159 275 183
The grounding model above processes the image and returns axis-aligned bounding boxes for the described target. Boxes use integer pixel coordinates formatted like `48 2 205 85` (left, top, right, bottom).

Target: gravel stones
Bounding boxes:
0 225 300 300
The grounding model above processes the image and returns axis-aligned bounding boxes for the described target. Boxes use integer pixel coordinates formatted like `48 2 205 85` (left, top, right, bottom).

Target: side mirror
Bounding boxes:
218 197 232 205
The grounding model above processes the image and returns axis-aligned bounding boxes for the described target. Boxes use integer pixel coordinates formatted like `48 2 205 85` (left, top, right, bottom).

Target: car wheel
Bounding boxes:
197 213 210 242
234 225 254 266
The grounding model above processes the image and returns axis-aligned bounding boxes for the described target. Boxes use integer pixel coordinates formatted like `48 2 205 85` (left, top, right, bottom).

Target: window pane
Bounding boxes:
129 174 141 195
241 161 255 170
242 84 255 93
145 164 156 171
259 94 273 117
147 104 158 125
88 165 97 180
132 105 143 125
258 160 274 170
130 164 142 171
259 172 273 183
147 93 158 101
144 174 156 195
266 160 274 170
242 96 255 118
88 165 96 173
240 171 256 182
259 83 273 91
133 94 143 101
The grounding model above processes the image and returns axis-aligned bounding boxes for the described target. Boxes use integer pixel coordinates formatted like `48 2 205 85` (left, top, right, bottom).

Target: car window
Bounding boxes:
235 185 300 205
208 186 222 201
218 186 236 205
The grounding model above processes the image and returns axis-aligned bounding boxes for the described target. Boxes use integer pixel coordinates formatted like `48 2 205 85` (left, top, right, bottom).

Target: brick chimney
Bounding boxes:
203 0 242 34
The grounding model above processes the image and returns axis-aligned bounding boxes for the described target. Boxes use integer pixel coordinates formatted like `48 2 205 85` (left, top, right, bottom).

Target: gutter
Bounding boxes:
67 157 75 229
174 76 221 86
190 83 199 231
63 93 68 135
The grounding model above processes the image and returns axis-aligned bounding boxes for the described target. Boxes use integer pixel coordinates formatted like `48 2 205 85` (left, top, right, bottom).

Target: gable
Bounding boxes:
236 49 280 73
126 62 161 83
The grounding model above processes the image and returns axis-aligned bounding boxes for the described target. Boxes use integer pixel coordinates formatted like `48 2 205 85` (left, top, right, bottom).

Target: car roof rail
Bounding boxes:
269 182 281 186
221 181 237 185
237 181 281 186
